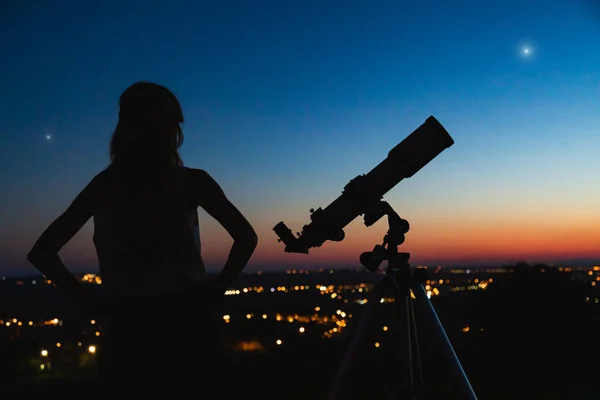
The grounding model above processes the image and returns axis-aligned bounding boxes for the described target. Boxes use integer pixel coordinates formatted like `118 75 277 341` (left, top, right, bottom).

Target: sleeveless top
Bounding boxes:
91 163 206 296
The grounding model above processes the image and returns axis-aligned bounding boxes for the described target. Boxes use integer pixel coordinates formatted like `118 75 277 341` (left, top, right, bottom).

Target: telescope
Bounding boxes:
273 116 478 400
273 116 454 254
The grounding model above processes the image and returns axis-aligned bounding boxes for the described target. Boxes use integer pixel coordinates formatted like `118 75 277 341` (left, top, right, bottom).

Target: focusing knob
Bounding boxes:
399 219 410 234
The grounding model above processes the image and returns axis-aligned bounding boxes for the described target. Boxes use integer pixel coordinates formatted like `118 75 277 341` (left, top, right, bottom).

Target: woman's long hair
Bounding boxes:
110 82 184 167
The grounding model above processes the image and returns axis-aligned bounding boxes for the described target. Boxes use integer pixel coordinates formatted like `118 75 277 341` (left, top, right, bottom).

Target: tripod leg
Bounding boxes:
403 293 414 388
412 284 478 400
390 285 415 400
408 293 424 394
326 279 387 400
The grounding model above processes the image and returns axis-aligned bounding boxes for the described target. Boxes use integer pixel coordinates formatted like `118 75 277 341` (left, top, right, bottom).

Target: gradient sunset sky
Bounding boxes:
1 0 600 275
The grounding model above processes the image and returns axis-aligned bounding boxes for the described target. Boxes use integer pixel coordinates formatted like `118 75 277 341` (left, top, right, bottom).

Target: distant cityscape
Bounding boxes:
3 263 600 398
2 265 600 369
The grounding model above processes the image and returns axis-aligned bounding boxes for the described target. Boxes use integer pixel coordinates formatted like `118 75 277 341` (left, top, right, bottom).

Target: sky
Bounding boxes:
1 0 600 276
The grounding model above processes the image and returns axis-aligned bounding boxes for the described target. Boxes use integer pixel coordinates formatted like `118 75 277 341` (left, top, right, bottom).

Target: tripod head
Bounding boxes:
359 200 410 272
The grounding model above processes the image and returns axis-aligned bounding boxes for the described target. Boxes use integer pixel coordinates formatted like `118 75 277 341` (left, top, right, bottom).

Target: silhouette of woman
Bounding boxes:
27 82 258 399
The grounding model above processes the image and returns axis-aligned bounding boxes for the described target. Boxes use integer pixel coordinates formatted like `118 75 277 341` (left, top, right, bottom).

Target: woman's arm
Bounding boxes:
27 181 95 302
190 169 258 289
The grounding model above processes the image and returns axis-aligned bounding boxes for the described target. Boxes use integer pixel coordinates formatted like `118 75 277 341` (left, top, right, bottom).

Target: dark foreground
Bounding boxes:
3 264 600 399
3 347 600 400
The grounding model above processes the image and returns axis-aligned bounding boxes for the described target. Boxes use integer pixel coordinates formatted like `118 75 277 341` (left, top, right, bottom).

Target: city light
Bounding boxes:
1 264 597 389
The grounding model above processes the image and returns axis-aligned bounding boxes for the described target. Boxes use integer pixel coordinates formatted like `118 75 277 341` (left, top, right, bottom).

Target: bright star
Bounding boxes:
517 40 535 60
45 134 51 140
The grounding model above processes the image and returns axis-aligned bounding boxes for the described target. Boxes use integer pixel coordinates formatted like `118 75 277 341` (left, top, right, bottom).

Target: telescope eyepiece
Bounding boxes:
273 222 296 245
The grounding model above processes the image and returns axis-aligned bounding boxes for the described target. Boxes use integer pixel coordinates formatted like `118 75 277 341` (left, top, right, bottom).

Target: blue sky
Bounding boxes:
1 0 600 275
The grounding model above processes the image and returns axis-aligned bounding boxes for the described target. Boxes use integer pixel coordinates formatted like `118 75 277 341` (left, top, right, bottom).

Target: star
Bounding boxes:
45 134 52 140
523 47 530 55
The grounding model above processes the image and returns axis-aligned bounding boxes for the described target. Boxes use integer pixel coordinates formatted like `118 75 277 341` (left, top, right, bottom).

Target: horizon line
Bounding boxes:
2 259 599 279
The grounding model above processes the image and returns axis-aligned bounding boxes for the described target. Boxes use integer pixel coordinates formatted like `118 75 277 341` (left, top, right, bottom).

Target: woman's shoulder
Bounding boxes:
69 168 112 211
182 166 213 182
90 166 116 187
181 165 205 174
86 164 146 194
181 167 225 202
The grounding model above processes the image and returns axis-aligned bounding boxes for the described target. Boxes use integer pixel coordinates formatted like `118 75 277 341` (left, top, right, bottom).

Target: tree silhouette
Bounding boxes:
460 263 599 398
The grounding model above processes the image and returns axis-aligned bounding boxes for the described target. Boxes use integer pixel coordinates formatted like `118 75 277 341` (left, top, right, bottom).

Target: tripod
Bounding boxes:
326 201 478 400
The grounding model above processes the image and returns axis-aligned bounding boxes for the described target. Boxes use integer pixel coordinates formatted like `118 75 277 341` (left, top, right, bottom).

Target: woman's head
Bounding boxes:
110 82 184 166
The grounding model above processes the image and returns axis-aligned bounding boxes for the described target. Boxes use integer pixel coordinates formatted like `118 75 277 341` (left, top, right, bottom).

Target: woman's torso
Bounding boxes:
91 163 206 296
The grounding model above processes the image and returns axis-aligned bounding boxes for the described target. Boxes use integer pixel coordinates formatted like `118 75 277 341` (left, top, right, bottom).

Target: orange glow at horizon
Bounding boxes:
249 212 600 266
47 204 600 271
